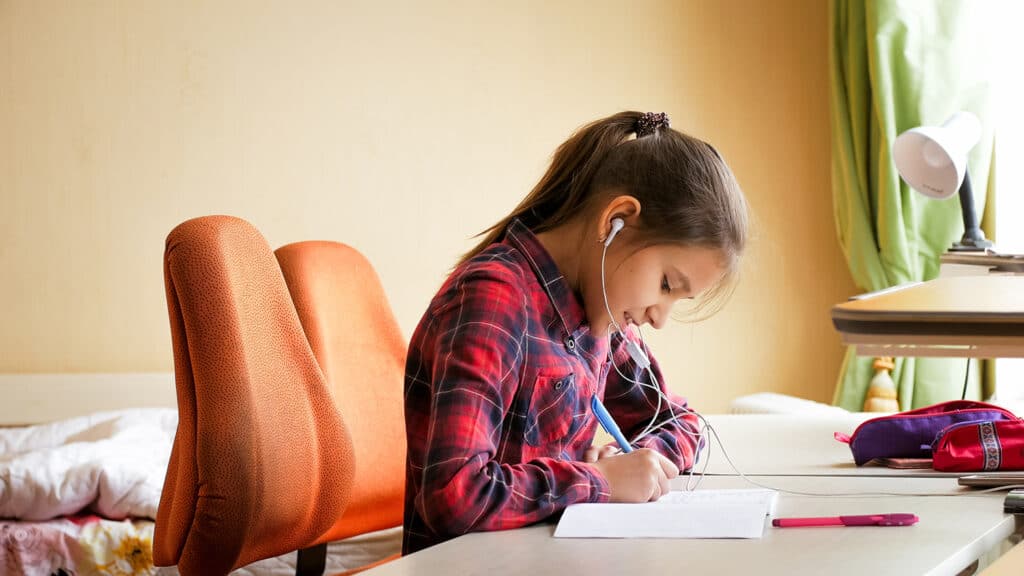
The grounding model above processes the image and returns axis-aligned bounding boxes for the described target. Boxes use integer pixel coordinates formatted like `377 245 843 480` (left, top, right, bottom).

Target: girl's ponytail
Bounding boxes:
459 111 651 266
457 110 747 323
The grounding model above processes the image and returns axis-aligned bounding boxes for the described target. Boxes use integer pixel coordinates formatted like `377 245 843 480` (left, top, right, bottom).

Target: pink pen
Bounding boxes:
772 513 919 528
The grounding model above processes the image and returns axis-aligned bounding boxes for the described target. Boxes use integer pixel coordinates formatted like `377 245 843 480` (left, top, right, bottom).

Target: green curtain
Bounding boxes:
830 0 995 411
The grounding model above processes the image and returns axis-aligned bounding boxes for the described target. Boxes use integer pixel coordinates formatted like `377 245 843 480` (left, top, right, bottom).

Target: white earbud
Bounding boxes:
603 218 625 247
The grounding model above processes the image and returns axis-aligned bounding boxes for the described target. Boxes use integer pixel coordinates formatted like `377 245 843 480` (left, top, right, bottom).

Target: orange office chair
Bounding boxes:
155 215 406 575
276 241 407 570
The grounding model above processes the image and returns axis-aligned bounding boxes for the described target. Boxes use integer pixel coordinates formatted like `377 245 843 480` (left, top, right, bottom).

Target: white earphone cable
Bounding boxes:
596 224 1007 499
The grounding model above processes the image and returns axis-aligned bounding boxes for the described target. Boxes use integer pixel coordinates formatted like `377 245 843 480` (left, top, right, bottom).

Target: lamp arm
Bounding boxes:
959 171 982 240
952 169 992 250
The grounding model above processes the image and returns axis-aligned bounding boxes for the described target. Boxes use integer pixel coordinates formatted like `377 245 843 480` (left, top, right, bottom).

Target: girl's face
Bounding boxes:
582 242 727 338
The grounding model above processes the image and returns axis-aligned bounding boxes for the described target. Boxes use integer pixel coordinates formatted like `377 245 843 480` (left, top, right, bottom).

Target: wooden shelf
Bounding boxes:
831 276 1024 358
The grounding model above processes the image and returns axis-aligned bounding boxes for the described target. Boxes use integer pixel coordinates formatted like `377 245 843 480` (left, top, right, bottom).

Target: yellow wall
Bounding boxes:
0 0 856 413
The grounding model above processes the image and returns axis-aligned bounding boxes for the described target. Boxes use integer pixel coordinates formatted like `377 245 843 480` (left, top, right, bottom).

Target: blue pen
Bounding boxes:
591 395 633 453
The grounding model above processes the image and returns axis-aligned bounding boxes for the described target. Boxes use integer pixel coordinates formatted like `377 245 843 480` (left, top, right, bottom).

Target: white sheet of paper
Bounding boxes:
554 489 778 539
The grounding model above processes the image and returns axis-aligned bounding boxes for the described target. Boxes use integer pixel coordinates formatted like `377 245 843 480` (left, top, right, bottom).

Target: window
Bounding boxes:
992 13 1024 411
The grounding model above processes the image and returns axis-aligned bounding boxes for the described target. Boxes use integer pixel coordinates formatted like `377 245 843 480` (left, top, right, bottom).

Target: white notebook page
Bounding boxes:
554 488 778 539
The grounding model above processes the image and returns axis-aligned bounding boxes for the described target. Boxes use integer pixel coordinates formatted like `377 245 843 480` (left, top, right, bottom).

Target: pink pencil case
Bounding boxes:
932 419 1024 472
834 400 1018 466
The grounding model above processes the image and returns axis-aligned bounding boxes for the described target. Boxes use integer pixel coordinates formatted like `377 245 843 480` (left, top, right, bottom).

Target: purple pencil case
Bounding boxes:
834 400 1019 466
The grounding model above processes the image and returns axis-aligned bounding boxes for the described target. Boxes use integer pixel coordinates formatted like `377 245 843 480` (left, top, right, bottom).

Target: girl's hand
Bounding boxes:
590 448 679 503
582 444 619 463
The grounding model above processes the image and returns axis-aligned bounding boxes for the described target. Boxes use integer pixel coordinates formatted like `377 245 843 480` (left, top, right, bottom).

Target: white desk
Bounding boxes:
367 415 1021 576
699 413 1021 479
364 475 1014 576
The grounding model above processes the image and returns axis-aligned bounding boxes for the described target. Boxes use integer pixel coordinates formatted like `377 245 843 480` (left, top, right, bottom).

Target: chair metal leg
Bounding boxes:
296 543 327 576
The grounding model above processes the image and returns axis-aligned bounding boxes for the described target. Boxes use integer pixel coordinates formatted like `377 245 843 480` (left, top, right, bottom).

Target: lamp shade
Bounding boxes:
893 111 982 199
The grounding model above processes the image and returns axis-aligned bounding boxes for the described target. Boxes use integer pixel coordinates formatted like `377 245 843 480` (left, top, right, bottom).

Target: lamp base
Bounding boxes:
949 238 993 252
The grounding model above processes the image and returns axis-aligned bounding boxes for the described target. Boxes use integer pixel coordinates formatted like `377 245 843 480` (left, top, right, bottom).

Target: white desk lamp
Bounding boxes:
893 111 992 251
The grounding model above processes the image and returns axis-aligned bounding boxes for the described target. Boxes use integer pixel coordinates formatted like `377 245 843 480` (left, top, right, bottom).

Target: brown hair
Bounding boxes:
460 111 749 319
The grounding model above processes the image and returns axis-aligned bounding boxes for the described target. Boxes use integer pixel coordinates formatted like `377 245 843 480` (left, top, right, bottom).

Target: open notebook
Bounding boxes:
554 489 778 539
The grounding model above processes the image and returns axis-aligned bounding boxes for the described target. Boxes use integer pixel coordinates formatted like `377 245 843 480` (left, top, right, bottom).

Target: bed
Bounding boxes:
0 373 401 575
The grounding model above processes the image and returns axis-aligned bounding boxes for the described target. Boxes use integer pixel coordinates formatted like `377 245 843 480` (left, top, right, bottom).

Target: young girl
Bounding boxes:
402 111 748 554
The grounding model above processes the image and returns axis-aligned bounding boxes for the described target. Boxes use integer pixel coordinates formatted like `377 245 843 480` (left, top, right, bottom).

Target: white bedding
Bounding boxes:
0 407 403 573
0 408 177 520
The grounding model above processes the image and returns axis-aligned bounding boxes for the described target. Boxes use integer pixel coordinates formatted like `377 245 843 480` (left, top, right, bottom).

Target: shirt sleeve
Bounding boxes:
413 264 609 539
601 328 701 471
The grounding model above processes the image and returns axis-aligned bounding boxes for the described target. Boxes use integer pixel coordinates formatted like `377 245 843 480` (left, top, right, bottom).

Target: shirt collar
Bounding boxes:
504 218 589 338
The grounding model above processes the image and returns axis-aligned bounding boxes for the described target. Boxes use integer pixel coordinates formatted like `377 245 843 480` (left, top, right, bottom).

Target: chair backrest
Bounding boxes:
154 216 356 575
275 241 407 543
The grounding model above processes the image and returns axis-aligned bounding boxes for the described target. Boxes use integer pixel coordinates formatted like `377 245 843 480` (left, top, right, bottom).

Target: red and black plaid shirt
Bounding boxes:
402 219 700 554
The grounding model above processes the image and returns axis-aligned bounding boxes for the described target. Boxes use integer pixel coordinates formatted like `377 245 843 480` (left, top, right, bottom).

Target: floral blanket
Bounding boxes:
0 515 156 576
0 516 402 576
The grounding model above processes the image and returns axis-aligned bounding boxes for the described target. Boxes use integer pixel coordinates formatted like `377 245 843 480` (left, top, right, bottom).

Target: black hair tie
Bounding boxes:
636 112 670 137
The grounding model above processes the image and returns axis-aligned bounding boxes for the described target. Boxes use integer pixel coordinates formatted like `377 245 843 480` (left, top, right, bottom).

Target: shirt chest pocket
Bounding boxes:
524 371 585 446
